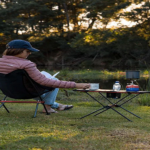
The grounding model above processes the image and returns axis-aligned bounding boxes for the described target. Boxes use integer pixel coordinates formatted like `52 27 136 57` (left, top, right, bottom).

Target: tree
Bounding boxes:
0 0 150 68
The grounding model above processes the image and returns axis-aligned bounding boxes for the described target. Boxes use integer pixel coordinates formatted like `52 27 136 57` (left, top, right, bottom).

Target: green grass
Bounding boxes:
1 69 150 149
1 90 150 150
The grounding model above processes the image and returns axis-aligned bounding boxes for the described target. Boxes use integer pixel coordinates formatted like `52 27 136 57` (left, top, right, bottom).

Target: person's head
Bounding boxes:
3 39 39 58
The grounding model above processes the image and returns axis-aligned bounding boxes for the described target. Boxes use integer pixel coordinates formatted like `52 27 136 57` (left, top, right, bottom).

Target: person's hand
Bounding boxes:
75 83 91 89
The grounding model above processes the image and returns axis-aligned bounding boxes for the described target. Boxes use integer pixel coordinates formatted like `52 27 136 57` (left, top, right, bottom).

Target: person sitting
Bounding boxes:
0 39 90 113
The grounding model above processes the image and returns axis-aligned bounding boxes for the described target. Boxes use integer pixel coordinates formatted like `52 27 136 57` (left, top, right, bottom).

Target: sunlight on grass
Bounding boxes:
29 148 44 150
137 106 150 112
38 128 79 140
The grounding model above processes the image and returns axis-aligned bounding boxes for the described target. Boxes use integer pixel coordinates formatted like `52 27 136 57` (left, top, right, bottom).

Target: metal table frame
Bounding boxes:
74 89 150 122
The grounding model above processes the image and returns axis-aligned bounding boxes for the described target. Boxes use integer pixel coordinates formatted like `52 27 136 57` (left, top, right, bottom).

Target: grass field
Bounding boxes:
1 69 150 150
1 89 150 150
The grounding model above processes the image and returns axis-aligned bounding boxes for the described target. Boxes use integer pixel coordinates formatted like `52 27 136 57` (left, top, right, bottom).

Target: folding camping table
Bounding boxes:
74 89 150 121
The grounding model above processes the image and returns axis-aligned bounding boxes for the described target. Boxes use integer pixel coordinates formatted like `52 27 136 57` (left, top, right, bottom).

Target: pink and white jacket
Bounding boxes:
0 55 76 88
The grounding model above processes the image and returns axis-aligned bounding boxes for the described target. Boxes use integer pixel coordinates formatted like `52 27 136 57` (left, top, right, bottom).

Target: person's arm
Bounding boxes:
24 61 90 89
75 83 91 89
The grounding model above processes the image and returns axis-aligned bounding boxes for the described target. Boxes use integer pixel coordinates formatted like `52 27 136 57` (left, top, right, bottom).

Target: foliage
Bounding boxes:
138 94 150 106
1 1 150 68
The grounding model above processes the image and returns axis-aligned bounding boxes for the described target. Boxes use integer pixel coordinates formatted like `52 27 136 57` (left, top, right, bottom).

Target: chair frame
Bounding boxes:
0 69 52 117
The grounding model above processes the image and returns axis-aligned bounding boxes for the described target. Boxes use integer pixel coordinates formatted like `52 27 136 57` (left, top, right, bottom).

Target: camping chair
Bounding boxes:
0 69 55 117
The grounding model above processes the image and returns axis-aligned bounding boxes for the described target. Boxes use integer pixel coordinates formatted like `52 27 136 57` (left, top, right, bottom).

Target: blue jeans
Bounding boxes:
40 88 59 109
34 72 59 109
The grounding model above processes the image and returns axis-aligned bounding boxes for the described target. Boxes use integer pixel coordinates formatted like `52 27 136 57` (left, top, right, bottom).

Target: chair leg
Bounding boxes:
42 103 50 115
0 96 10 113
33 101 50 118
0 103 10 113
33 103 39 118
38 95 50 115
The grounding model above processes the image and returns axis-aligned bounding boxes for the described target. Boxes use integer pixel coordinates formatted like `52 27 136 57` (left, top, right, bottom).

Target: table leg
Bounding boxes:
116 94 141 118
95 93 133 121
96 92 141 120
86 92 105 107
79 91 141 121
80 92 106 119
80 107 106 119
80 92 132 121
119 106 141 118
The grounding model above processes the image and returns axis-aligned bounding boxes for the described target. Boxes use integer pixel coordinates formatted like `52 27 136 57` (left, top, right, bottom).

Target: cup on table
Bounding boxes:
90 83 99 90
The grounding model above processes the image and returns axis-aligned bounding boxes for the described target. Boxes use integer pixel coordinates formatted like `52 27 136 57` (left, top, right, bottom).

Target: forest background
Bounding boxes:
0 0 150 70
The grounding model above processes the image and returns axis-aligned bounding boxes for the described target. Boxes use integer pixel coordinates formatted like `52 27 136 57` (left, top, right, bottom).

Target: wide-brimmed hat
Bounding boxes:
7 39 39 52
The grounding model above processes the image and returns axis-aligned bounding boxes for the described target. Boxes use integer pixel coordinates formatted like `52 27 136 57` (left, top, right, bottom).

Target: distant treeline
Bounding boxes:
0 0 150 69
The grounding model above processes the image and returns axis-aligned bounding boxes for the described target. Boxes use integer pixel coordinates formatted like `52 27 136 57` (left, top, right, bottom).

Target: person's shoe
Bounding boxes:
43 108 58 113
57 104 73 111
